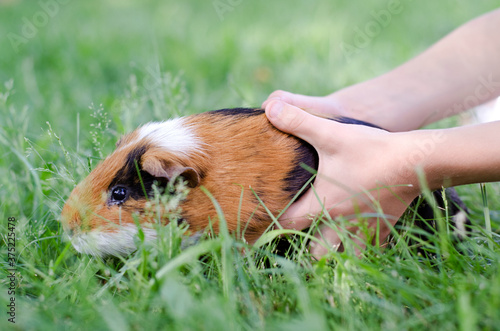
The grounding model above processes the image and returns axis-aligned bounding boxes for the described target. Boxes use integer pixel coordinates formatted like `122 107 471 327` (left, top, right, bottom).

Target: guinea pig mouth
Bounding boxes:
68 224 157 257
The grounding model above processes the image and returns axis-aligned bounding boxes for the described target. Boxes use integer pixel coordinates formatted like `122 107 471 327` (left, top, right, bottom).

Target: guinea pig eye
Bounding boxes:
110 186 128 204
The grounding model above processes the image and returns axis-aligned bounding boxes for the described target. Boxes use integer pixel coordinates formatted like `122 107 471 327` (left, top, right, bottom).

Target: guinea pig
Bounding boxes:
60 108 468 257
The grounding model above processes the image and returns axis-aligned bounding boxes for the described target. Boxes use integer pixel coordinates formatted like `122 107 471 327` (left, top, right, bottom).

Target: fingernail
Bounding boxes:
268 101 284 119
262 96 281 109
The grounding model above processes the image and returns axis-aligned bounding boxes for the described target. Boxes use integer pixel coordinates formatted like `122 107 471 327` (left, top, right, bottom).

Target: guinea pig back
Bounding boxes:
60 108 319 256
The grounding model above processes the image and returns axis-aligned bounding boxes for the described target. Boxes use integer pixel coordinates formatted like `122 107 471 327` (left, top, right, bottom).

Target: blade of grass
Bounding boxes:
480 183 493 250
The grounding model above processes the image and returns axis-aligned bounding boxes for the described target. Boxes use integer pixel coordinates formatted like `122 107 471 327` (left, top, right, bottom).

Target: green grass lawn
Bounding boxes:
2 0 500 330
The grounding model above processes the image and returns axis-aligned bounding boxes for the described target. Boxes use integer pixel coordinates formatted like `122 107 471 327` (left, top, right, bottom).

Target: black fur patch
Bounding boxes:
283 115 384 198
284 140 318 199
108 145 164 201
208 108 265 117
108 145 147 189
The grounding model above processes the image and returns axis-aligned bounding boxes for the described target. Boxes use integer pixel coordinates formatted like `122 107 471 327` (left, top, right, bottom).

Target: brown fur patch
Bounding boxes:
181 111 302 243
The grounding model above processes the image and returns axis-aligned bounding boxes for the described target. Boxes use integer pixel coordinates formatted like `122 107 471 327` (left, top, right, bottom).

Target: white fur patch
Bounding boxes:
453 210 468 239
137 118 202 154
70 224 157 257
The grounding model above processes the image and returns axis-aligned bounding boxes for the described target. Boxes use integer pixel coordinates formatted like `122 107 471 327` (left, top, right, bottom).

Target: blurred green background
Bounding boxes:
2 0 499 134
1 1 500 329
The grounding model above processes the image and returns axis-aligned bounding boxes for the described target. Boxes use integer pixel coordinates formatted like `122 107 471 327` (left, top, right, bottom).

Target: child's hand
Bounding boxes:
264 100 420 257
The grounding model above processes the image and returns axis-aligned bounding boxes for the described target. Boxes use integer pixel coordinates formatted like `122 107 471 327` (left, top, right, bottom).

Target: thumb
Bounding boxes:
264 100 330 144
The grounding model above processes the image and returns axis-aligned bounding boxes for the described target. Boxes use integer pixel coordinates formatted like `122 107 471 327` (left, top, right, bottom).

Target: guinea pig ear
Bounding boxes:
171 167 200 188
141 156 200 188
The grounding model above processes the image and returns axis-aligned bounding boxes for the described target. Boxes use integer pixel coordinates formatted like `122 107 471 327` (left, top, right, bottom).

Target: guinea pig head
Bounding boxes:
60 120 203 256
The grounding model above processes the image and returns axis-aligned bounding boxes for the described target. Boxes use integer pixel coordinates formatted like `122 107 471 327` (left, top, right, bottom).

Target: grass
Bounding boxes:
1 0 500 330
